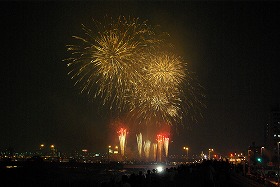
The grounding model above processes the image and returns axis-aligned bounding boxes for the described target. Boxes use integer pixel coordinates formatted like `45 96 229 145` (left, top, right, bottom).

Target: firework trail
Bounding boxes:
157 134 164 162
118 128 127 156
143 140 151 159
136 133 142 157
163 136 169 157
153 143 157 161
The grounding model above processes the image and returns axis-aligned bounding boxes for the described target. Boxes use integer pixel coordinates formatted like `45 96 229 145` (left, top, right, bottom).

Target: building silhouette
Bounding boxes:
264 104 280 163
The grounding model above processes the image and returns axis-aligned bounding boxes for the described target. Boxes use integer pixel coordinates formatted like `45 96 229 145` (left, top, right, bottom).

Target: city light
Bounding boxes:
208 148 214 159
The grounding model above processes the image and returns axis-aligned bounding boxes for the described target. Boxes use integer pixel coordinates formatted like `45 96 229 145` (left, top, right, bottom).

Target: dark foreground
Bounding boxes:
0 160 275 187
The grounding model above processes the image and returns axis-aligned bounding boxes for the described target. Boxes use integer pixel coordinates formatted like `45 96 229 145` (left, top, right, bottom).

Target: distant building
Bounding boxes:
264 104 280 162
248 142 263 165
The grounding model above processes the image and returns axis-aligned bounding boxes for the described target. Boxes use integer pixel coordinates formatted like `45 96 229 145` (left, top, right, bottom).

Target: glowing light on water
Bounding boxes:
118 128 127 156
136 133 142 157
143 140 151 159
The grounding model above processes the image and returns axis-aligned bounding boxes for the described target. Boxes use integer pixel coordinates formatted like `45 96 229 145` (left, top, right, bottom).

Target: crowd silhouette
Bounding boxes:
101 159 232 187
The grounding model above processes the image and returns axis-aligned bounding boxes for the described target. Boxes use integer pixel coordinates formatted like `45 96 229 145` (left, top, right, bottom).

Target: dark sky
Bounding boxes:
1 1 280 156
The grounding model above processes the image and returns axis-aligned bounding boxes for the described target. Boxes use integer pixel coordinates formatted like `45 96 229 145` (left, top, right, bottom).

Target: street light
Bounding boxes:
277 142 280 186
39 144 45 156
108 145 111 161
209 149 214 160
50 145 55 157
108 145 111 153
261 146 264 157
183 147 189 159
115 146 119 154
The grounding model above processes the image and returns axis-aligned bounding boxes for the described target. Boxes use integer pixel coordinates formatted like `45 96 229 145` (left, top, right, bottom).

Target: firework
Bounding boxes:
66 16 204 126
143 140 151 159
66 16 204 159
129 52 185 126
145 53 186 88
156 134 164 162
66 16 163 110
118 128 127 156
181 72 206 124
153 143 158 161
136 133 142 157
163 136 169 157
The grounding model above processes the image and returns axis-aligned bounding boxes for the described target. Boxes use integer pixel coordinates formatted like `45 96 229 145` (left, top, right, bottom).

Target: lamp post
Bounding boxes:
248 149 251 175
261 146 264 157
50 145 55 157
277 142 280 186
39 144 45 156
183 147 189 159
115 146 119 154
209 149 213 160
108 145 111 162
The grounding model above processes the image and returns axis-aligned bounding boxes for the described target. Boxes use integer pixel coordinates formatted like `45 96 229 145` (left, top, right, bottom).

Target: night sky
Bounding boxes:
1 1 280 156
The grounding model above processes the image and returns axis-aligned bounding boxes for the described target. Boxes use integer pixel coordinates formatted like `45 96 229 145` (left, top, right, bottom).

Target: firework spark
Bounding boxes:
143 140 151 159
163 136 169 157
136 133 142 157
156 134 164 162
118 128 127 156
153 143 158 161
